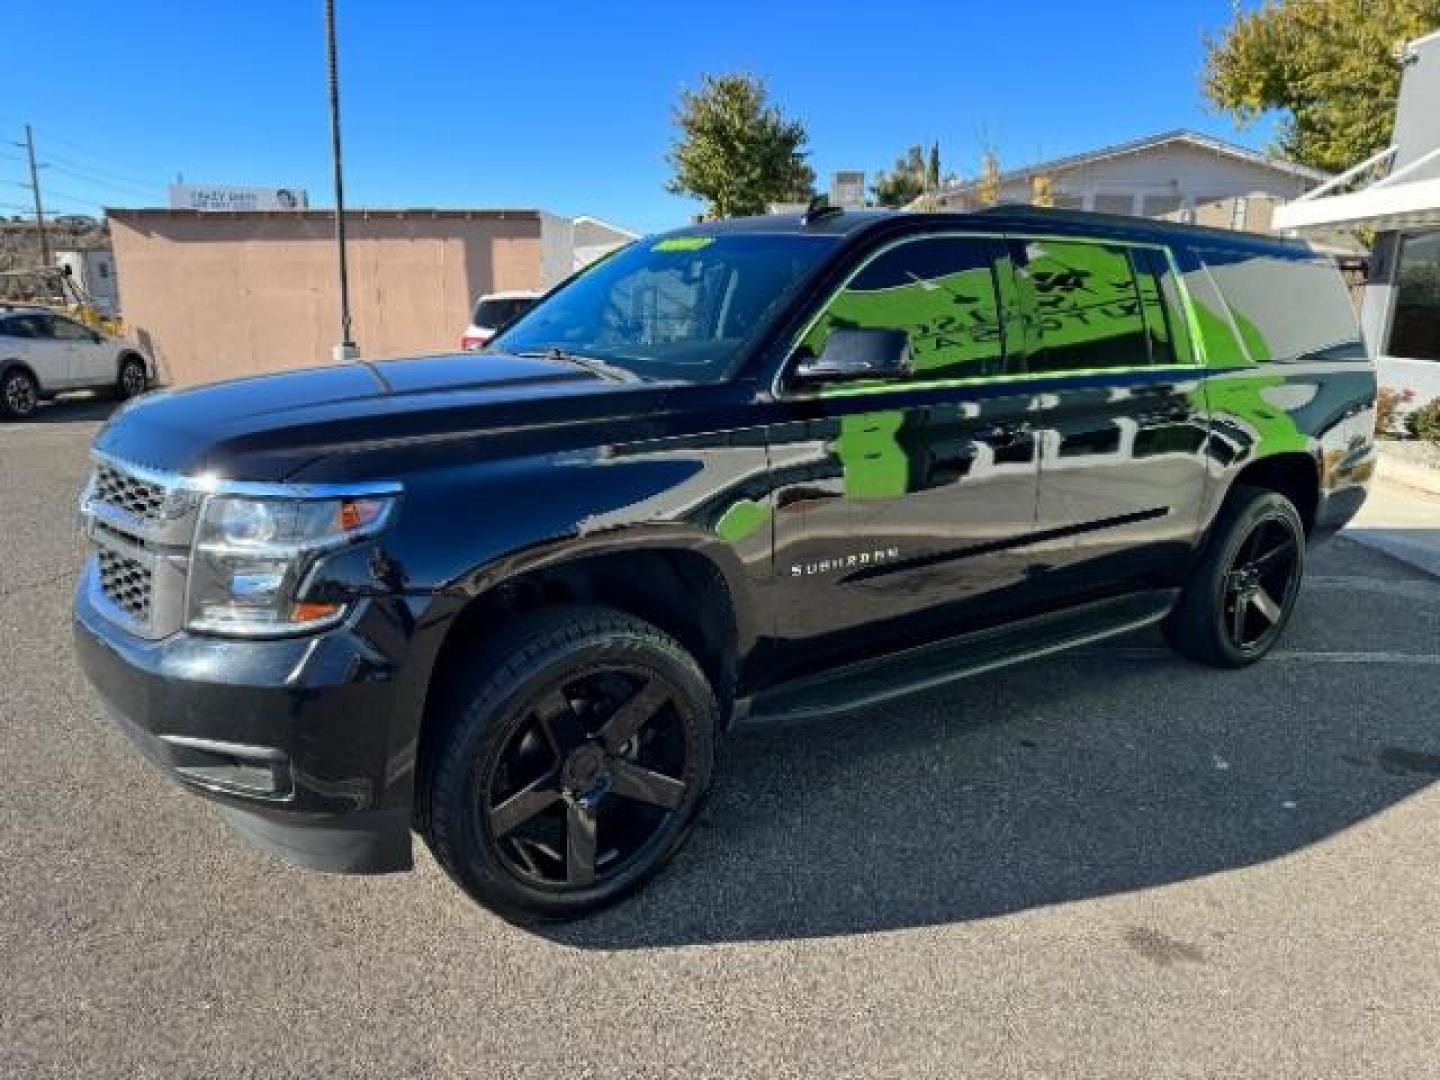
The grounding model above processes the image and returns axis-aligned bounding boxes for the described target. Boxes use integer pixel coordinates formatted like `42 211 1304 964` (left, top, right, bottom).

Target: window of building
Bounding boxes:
1141 194 1184 220
1010 239 1161 372
1093 194 1136 216
799 237 1007 381
1388 231 1440 362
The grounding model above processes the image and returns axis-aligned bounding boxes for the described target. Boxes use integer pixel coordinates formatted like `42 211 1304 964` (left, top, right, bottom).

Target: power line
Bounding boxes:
4 180 100 211
40 162 163 200
43 151 161 191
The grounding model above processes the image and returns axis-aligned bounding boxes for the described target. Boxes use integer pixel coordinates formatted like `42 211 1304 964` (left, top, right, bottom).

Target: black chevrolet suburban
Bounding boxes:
74 207 1375 921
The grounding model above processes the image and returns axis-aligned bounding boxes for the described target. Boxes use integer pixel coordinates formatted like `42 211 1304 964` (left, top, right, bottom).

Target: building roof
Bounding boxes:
106 207 547 222
572 214 640 239
923 130 1329 205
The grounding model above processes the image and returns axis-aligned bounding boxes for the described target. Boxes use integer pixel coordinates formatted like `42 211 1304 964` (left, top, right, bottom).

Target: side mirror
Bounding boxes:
793 328 912 386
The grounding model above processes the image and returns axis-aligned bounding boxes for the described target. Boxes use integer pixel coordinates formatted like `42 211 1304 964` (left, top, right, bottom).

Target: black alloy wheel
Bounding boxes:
2 369 39 419
422 605 716 922
1220 514 1302 656
484 665 692 890
1163 485 1307 668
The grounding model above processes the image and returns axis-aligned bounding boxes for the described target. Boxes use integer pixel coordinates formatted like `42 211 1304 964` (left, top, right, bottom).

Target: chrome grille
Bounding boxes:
97 547 153 621
82 456 194 638
94 461 168 521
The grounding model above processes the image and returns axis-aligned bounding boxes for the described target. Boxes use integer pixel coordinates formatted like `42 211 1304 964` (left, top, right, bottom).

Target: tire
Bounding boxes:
116 355 148 399
421 604 717 922
1 367 39 419
1163 485 1306 668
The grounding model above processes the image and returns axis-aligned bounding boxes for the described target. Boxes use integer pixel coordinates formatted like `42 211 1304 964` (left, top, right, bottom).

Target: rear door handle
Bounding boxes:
976 421 1032 447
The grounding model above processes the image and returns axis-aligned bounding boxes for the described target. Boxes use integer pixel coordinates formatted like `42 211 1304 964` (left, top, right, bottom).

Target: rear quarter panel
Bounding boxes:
1177 243 1376 539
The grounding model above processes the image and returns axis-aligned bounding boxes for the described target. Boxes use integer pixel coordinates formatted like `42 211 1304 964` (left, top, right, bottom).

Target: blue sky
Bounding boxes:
4 1 1275 235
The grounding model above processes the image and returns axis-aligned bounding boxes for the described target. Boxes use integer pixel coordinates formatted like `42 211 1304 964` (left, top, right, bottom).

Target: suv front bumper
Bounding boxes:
72 570 414 874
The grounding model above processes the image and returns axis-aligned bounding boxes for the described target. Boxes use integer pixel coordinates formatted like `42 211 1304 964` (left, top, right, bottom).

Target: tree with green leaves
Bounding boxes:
665 73 816 219
1203 0 1440 173
927 143 941 192
871 145 928 207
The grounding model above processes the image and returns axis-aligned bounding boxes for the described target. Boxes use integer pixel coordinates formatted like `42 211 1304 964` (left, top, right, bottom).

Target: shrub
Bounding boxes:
1376 387 1402 435
1405 397 1440 444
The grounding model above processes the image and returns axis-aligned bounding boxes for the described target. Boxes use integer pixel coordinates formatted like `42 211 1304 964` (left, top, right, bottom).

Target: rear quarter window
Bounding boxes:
1194 248 1364 365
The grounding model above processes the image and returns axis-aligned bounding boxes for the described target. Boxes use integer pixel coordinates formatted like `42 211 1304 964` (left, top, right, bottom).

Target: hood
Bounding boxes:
94 352 676 481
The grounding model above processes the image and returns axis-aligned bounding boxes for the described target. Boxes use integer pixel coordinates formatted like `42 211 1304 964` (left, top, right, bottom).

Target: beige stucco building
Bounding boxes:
108 208 633 387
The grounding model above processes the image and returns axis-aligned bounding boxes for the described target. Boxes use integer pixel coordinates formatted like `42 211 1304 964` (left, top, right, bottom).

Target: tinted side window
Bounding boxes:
1011 239 1153 372
1198 248 1363 364
801 237 1005 380
1131 247 1195 365
49 316 93 341
474 298 533 327
1 313 51 339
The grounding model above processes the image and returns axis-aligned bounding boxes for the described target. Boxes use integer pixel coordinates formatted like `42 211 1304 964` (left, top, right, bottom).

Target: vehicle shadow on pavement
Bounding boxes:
8 394 122 425
543 626 1440 949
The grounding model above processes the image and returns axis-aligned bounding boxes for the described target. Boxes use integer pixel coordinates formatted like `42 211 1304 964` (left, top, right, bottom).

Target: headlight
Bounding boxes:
186 492 397 637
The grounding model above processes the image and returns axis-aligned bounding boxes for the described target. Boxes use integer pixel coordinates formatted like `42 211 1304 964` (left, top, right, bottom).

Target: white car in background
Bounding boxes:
459 290 540 351
0 306 152 419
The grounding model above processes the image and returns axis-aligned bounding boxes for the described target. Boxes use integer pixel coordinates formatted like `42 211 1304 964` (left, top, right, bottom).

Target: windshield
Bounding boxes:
491 233 838 382
473 297 534 328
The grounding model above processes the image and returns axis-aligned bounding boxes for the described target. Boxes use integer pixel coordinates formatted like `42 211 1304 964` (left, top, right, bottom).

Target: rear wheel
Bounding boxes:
422 605 717 922
1164 486 1306 668
116 355 147 399
1 368 39 419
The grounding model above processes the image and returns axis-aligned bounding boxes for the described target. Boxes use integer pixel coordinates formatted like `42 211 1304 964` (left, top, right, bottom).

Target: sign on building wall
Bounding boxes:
168 185 309 211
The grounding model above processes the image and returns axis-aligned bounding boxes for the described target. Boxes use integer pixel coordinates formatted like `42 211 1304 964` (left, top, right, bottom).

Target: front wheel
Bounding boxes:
422 605 717 922
1164 486 1306 668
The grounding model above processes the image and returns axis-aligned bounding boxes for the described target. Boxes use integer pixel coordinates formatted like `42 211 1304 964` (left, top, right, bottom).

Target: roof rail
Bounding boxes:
801 194 843 226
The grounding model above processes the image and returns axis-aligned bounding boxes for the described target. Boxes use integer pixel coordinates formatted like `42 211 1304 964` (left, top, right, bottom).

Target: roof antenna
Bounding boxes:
802 193 842 225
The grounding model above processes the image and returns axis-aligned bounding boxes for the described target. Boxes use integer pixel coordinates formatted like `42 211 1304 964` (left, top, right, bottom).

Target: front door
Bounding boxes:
48 314 111 386
1002 236 1210 599
766 233 1042 678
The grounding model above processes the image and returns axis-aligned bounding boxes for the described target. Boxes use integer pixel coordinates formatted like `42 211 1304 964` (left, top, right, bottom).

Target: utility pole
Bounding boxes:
20 124 50 269
325 0 356 361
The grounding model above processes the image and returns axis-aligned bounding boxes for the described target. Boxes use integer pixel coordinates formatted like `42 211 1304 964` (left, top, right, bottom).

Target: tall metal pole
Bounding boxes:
22 125 50 270
325 0 356 360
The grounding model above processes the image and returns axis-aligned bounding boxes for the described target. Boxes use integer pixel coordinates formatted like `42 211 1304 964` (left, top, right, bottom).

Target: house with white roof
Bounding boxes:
917 129 1330 234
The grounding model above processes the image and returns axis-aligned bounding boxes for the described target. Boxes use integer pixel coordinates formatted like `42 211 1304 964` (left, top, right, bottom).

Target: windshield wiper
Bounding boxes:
514 348 638 383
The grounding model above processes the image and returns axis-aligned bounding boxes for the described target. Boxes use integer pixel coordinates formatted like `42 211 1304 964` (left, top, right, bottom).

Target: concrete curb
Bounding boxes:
1376 446 1440 498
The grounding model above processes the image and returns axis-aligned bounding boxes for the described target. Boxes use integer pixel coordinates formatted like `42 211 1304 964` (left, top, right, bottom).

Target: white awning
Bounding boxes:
1274 145 1440 234
1273 177 1440 233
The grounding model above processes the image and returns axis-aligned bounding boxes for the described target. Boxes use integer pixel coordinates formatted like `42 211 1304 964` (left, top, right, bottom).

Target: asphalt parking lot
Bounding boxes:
4 398 1440 1079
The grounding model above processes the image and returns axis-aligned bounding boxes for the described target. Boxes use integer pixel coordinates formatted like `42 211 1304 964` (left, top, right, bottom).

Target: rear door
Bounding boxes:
1002 235 1210 599
1 312 76 389
766 233 1043 676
